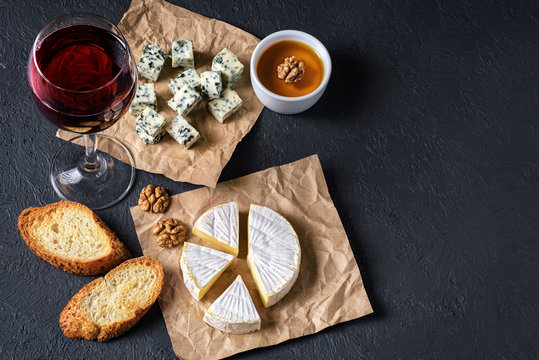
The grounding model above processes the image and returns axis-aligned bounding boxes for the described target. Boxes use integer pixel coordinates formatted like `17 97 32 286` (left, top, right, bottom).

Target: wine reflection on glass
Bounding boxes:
27 13 137 210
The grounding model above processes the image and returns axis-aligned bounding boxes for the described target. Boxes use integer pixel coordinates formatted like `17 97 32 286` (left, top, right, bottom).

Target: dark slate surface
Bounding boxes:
1 0 538 359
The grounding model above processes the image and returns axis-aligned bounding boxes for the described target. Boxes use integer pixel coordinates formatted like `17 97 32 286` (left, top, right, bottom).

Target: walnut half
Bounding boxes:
138 184 170 213
277 56 306 84
152 218 187 248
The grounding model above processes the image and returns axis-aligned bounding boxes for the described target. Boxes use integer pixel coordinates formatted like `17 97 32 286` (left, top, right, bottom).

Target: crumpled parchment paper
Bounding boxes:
57 0 264 187
130 154 373 359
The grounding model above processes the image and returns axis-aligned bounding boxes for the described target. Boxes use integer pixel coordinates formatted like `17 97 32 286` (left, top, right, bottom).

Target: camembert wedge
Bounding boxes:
192 202 239 256
247 204 301 307
203 275 261 334
180 242 234 300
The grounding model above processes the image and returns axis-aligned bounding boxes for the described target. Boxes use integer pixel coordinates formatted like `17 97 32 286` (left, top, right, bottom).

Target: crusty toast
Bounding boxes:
17 201 132 275
59 256 164 341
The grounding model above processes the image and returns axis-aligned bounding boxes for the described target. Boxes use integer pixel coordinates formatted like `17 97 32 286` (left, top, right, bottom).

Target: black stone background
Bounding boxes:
1 0 538 359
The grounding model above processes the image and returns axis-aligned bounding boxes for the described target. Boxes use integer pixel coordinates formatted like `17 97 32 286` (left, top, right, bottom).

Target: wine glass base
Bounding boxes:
50 134 135 210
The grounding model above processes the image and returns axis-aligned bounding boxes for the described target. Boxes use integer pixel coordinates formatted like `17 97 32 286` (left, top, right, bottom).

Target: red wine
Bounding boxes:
28 24 136 133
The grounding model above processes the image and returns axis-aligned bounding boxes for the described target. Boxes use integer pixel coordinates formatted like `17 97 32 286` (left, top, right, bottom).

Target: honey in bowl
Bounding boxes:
256 40 324 97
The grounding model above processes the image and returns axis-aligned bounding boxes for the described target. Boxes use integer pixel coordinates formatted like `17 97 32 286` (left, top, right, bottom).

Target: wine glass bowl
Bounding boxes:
27 13 137 210
28 14 136 133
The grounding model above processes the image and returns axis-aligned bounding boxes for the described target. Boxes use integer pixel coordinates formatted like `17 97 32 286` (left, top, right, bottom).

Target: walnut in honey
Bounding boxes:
277 56 306 84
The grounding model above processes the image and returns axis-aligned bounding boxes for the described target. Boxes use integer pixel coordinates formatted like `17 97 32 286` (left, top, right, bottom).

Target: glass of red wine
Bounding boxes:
28 13 137 210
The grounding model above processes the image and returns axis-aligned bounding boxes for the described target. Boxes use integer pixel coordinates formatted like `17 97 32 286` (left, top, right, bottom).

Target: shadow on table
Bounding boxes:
322 166 381 318
303 49 377 120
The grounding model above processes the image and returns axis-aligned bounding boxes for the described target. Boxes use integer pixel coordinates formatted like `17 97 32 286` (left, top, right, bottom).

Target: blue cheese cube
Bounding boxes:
207 88 242 123
129 83 157 114
135 108 167 144
200 71 223 100
171 40 194 68
137 43 166 81
166 115 200 149
167 85 202 116
168 68 200 94
211 48 244 87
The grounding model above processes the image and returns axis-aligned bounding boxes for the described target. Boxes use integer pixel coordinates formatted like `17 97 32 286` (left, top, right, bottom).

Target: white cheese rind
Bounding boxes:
135 108 167 144
193 201 239 255
180 242 234 300
169 68 201 94
203 275 261 334
167 85 202 116
137 43 166 81
200 70 223 100
207 88 242 123
247 204 301 307
171 40 194 69
129 83 157 114
166 115 200 149
211 48 244 87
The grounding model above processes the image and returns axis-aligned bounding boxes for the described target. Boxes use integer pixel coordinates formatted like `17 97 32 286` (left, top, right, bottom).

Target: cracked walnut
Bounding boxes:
277 56 306 84
139 184 170 213
152 218 187 247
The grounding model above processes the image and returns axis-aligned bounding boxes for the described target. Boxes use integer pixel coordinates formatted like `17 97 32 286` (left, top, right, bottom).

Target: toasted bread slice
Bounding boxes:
59 256 164 341
17 201 132 275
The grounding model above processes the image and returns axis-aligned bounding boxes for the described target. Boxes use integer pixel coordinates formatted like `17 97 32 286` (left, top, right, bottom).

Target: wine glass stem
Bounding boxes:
80 133 105 176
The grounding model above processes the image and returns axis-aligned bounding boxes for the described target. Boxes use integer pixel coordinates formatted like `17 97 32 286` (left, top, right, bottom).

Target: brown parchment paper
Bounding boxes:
130 155 373 359
57 0 264 187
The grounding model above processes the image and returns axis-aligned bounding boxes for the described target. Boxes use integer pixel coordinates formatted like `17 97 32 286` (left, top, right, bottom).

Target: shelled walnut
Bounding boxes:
138 184 170 213
152 218 187 248
277 56 306 84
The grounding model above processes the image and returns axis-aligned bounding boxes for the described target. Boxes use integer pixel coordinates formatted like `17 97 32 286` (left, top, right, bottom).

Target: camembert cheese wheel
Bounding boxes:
203 275 261 334
180 242 234 300
192 201 239 256
247 204 301 307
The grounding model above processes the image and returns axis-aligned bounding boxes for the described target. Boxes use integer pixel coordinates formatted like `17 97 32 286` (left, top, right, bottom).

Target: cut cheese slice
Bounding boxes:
247 204 301 307
192 201 239 256
180 242 234 300
203 275 261 334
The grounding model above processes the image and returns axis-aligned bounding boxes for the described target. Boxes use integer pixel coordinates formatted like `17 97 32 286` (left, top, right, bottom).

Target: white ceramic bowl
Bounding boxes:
250 30 332 114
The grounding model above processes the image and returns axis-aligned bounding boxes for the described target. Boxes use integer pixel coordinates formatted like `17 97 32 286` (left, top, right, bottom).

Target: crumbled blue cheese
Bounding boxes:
169 68 201 94
129 83 157 115
200 71 223 100
166 115 200 149
137 43 167 81
167 84 202 116
207 88 243 123
135 108 167 144
211 48 244 87
171 40 194 69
